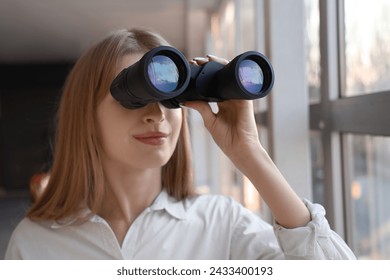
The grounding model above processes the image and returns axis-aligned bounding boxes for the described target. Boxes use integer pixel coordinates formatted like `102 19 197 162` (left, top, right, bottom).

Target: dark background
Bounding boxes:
0 63 72 191
0 63 72 258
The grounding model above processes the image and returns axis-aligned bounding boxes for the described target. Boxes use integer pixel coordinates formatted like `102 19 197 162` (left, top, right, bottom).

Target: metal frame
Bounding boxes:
311 92 390 136
310 0 390 241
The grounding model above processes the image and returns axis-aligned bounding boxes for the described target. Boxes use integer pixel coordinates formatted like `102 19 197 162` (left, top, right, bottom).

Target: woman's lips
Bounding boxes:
133 132 168 146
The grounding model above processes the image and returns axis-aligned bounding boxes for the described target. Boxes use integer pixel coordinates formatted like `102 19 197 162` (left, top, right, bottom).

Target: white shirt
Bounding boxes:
5 191 356 259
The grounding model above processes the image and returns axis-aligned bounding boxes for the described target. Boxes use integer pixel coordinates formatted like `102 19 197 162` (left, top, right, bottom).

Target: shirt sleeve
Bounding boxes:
273 199 356 259
229 198 285 260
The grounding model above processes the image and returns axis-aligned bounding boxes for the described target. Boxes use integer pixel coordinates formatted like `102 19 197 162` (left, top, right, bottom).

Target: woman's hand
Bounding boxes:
185 55 262 164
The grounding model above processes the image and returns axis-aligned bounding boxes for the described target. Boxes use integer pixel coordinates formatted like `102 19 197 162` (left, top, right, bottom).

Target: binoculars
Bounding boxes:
110 46 274 109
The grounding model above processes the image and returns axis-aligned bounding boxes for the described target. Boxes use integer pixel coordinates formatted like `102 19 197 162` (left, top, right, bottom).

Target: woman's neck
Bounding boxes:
98 163 162 245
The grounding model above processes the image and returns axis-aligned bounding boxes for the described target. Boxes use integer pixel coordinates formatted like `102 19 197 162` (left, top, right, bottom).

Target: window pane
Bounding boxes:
344 134 390 259
310 131 325 205
343 0 390 96
209 0 236 58
305 0 321 103
238 0 256 52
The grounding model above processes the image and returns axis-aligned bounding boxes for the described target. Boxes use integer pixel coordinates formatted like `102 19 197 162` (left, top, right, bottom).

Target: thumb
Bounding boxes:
183 101 216 128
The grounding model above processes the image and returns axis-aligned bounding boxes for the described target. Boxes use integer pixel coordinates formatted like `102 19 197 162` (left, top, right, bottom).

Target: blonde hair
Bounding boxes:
27 29 194 221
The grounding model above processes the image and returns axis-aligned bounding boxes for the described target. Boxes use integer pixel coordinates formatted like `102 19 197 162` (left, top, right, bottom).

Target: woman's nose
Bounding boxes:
143 103 166 123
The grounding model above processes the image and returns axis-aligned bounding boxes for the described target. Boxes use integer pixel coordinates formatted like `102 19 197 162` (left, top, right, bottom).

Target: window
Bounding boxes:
307 0 390 259
305 0 325 206
344 135 390 259
305 0 321 104
310 130 325 205
343 0 390 96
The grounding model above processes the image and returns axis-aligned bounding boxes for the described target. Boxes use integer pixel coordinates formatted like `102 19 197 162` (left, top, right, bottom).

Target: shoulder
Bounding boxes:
183 193 255 222
184 193 273 231
8 217 50 238
5 216 96 259
185 193 238 210
5 217 51 259
7 217 54 243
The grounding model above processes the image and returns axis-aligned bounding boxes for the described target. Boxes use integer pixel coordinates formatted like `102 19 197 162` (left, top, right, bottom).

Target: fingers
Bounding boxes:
207 54 229 65
183 101 216 128
191 57 208 66
191 54 229 66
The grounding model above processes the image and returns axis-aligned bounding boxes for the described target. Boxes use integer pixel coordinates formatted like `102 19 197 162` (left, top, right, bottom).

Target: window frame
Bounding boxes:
309 0 390 243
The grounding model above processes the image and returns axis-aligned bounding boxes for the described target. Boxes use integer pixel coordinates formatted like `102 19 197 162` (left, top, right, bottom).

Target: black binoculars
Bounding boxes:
110 46 274 109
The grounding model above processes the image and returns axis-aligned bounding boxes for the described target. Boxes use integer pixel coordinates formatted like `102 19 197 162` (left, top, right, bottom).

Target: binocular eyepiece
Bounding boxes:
110 46 274 109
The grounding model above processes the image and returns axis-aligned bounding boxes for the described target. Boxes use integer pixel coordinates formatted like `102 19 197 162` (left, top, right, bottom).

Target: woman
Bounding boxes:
5 28 355 259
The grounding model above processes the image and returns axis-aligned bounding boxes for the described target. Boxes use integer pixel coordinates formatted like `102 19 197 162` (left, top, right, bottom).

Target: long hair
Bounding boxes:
27 29 194 221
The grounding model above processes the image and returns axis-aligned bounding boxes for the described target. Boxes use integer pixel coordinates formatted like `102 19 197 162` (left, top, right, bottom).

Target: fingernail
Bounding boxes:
193 57 207 61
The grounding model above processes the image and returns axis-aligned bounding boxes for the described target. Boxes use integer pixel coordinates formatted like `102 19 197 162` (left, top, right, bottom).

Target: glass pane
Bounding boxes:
305 0 321 104
344 134 390 259
343 0 390 96
209 0 236 58
310 131 325 205
238 0 256 52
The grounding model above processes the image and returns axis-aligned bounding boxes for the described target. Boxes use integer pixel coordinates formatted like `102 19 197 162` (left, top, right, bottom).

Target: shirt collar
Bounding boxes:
149 190 187 220
50 208 91 229
50 190 187 229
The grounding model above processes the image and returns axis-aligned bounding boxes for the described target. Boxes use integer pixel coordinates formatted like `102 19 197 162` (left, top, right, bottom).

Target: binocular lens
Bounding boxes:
147 55 179 93
238 59 264 94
